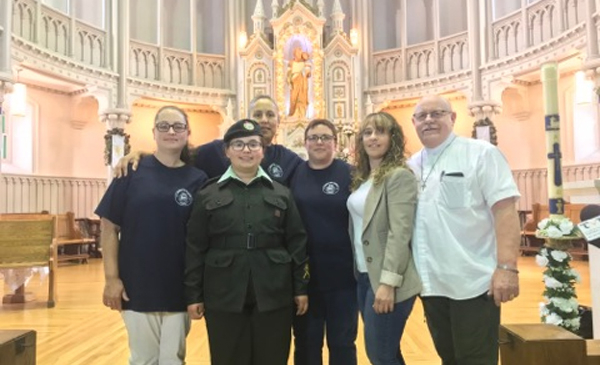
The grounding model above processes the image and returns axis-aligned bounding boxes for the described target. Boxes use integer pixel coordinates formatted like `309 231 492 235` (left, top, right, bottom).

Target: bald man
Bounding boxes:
407 95 521 365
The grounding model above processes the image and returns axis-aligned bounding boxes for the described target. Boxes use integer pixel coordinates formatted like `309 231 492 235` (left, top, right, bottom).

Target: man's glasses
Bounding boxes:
306 134 335 143
412 110 451 122
155 122 187 133
229 140 263 151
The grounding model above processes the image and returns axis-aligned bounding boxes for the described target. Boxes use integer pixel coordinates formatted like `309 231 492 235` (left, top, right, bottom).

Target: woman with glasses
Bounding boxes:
347 112 421 365
95 106 208 364
184 119 309 365
289 119 358 365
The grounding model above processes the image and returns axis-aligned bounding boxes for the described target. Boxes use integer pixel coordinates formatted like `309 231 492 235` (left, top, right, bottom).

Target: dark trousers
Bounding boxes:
421 293 501 365
293 287 358 365
205 305 293 365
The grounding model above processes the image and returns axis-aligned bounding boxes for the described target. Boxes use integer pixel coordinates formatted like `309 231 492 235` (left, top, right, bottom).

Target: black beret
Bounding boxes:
224 119 263 143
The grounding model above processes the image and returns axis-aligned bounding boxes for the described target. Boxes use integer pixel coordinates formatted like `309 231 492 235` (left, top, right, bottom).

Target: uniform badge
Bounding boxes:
268 163 284 178
243 121 255 130
303 262 310 280
174 188 193 206
322 182 340 195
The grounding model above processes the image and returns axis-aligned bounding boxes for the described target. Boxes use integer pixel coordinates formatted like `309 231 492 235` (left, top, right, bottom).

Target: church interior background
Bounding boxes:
1 0 600 217
1 1 600 364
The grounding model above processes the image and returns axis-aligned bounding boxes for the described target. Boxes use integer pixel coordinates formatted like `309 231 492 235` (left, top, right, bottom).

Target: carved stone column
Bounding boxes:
466 0 501 145
100 110 131 180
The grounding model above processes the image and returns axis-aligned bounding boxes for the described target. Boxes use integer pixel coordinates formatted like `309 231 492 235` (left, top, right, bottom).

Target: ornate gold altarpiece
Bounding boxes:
238 0 359 159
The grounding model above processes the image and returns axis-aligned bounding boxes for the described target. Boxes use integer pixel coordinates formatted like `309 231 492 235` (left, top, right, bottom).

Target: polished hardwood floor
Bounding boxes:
0 256 592 365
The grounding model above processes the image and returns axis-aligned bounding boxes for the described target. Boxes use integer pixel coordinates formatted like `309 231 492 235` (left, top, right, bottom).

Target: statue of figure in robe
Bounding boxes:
288 47 311 118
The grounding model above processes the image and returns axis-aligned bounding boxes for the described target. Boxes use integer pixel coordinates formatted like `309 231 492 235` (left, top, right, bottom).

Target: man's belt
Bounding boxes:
210 234 282 250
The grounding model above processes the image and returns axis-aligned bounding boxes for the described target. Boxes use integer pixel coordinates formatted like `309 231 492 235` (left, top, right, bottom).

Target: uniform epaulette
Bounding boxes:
201 175 221 188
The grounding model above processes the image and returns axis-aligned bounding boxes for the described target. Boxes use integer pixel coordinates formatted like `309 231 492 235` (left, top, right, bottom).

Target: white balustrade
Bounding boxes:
0 174 107 218
512 163 600 211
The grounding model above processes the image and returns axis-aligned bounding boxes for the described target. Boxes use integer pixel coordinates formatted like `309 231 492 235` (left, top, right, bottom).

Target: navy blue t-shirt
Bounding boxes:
289 159 355 291
95 155 208 312
194 139 303 185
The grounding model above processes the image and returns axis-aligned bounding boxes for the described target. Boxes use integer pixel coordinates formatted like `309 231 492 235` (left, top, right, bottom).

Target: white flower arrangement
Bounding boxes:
536 246 581 333
535 217 578 239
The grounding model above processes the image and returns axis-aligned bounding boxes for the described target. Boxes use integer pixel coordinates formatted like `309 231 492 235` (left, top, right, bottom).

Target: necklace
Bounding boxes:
420 136 456 190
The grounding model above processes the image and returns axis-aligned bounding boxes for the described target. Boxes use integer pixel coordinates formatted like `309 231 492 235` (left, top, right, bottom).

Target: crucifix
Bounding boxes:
547 142 562 187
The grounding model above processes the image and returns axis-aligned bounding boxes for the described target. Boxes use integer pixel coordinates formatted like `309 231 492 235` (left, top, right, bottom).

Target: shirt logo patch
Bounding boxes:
322 182 340 195
268 163 284 178
174 189 193 207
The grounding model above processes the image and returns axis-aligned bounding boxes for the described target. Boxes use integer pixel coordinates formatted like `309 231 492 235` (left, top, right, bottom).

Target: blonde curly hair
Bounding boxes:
351 111 409 191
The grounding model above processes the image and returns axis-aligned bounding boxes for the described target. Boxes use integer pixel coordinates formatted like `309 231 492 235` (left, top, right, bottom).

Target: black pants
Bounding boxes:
421 293 500 365
293 287 358 365
205 304 294 365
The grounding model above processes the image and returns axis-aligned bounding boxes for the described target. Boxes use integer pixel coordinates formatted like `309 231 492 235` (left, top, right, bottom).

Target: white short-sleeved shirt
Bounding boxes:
407 134 520 299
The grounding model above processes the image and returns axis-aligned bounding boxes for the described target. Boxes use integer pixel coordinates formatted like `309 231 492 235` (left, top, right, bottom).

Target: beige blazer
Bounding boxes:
349 167 422 303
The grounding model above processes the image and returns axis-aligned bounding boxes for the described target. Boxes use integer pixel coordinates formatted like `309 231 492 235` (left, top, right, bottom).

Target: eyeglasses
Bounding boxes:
155 122 187 133
412 110 452 122
229 140 263 151
306 134 335 143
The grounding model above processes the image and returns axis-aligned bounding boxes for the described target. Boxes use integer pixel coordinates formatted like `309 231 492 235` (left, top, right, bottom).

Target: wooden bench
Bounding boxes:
0 212 50 220
0 212 95 263
54 212 95 263
521 203 588 256
0 216 57 308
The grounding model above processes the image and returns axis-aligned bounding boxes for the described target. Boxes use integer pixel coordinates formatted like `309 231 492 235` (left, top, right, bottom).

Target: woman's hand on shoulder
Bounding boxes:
113 150 145 178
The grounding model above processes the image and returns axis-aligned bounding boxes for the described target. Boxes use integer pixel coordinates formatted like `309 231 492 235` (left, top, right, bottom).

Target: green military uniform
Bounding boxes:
185 166 308 365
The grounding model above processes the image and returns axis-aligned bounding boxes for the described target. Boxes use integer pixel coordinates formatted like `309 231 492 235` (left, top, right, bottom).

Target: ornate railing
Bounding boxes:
491 9 522 59
513 163 600 211
12 0 227 90
0 174 107 218
371 0 587 89
196 53 226 89
129 40 160 80
74 19 106 68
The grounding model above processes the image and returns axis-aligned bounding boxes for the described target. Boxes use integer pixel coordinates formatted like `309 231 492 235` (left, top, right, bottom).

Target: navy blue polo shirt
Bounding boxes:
289 159 355 291
95 155 207 312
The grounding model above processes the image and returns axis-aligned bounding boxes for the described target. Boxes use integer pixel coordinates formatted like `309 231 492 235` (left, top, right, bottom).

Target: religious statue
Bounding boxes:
288 47 311 118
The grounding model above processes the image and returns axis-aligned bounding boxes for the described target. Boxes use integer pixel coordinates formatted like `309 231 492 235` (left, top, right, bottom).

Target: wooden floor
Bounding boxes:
0 256 592 365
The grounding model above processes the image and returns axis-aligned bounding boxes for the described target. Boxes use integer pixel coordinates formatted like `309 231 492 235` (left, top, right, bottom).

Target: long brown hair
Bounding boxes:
351 111 408 190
